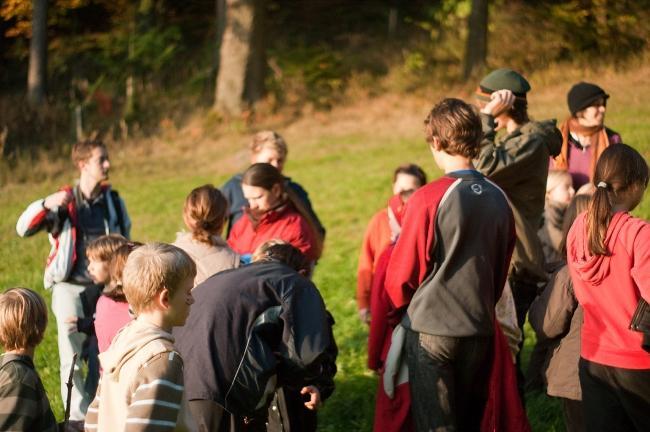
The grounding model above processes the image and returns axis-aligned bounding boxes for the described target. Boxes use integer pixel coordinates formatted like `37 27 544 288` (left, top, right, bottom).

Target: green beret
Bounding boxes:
478 68 531 99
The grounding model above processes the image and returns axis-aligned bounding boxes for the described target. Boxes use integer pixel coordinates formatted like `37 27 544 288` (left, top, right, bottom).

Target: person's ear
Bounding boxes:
429 136 442 152
157 288 171 310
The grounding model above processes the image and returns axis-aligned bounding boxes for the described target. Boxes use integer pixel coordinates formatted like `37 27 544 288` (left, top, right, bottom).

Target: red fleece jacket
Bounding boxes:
567 211 650 369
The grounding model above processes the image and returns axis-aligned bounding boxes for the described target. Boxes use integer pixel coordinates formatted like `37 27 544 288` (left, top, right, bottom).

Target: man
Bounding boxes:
16 138 130 428
174 241 337 431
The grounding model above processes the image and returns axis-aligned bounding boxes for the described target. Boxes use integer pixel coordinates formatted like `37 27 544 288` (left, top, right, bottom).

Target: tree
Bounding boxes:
27 0 47 106
463 0 488 80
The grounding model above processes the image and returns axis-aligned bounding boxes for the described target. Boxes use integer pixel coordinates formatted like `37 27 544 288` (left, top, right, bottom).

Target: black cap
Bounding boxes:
567 82 609 116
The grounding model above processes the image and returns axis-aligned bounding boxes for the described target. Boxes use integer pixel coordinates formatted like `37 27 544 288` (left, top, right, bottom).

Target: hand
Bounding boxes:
301 386 322 410
358 308 370 325
44 191 73 210
480 89 516 117
64 316 79 334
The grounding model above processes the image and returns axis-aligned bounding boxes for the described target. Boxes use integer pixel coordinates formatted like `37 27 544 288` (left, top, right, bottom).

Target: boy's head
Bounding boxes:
249 131 288 172
72 138 110 183
546 170 575 206
122 243 196 325
424 98 483 160
476 68 530 125
87 234 129 284
0 288 48 351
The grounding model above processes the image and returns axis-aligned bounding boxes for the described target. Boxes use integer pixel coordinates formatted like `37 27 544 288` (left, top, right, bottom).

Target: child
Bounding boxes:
173 184 239 286
567 144 650 431
95 242 142 353
84 243 197 431
0 288 57 431
385 98 521 431
539 170 575 269
529 194 591 432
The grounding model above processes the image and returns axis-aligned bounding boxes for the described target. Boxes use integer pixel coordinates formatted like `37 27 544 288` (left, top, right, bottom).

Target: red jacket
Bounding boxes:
567 211 650 369
228 204 319 262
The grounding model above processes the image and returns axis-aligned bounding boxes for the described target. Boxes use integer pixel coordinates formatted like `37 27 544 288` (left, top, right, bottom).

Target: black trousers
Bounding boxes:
579 358 650 432
405 329 493 432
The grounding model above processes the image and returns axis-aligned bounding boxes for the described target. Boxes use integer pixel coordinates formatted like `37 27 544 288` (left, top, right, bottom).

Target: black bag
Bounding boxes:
629 298 650 353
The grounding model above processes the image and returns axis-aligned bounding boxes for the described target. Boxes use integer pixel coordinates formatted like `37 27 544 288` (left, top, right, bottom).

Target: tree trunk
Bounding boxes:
463 0 488 80
244 0 266 104
27 0 48 107
214 0 255 116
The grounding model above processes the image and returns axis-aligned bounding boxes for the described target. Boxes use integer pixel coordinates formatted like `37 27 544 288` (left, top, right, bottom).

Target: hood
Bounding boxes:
99 319 174 381
568 212 630 285
520 119 562 157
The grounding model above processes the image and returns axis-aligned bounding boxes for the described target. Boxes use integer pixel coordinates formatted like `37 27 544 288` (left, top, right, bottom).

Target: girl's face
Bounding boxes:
548 177 575 206
242 183 283 213
88 258 110 284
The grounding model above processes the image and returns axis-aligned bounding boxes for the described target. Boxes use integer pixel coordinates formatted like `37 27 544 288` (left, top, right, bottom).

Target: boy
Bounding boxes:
16 138 131 425
84 243 197 431
0 288 57 431
385 98 515 431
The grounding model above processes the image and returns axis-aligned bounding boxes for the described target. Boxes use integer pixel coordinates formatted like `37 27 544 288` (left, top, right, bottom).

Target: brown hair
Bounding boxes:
72 138 106 167
249 131 288 159
252 239 311 275
183 184 228 244
122 243 196 313
104 242 143 302
424 98 483 159
506 98 530 125
0 288 48 350
586 144 649 255
559 194 592 255
87 234 129 261
393 164 427 187
242 163 324 259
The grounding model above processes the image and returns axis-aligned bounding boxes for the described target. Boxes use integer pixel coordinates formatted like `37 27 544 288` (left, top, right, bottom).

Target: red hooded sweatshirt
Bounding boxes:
567 211 650 369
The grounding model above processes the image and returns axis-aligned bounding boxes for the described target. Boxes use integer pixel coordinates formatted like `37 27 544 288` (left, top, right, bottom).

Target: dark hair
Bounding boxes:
71 138 106 166
424 98 483 159
251 240 311 275
105 242 143 302
183 184 228 244
559 194 592 255
587 144 649 255
393 164 427 187
507 98 530 125
242 163 324 259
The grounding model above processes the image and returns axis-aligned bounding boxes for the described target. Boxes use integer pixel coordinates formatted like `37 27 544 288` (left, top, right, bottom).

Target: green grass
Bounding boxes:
1 64 650 431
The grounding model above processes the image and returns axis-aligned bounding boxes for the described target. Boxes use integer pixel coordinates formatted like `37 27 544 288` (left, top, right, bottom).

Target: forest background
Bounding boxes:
1 1 650 431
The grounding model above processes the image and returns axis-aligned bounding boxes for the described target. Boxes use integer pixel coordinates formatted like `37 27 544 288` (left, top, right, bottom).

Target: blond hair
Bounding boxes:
249 131 288 159
0 288 48 350
122 243 196 313
87 234 129 262
546 170 572 194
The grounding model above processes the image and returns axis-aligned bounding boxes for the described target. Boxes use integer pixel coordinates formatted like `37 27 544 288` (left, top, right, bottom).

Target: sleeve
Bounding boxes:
16 198 51 237
367 245 394 371
285 217 318 262
632 224 650 303
126 352 185 432
528 266 578 341
384 195 436 311
0 365 38 430
356 213 380 310
84 379 101 430
119 196 132 239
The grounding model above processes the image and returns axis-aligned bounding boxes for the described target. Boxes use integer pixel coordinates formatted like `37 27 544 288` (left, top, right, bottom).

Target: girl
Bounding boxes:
228 163 323 264
539 170 575 269
566 143 650 431
173 184 240 286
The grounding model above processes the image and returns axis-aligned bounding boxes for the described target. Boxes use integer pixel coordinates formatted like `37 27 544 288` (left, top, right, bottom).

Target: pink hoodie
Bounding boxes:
567 211 650 369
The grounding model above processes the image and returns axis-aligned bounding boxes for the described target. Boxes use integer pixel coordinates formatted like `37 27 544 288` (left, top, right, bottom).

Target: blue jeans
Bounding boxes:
405 329 493 432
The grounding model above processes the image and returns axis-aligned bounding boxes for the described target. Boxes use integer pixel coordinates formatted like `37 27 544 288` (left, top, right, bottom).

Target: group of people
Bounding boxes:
0 66 647 432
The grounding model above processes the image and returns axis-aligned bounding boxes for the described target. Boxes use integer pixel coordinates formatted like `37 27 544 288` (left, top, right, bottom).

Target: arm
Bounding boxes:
16 190 72 237
528 266 578 341
357 213 380 312
632 224 650 303
367 245 394 371
126 351 185 432
118 195 132 239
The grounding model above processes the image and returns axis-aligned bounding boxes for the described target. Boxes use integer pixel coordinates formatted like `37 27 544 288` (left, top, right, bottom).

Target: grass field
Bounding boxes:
1 62 649 431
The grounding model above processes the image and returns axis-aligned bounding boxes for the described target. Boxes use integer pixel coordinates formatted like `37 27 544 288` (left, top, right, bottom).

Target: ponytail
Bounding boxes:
585 144 649 256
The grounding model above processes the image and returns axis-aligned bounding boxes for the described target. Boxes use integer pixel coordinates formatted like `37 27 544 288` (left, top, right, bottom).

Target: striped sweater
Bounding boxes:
0 354 57 432
84 319 196 431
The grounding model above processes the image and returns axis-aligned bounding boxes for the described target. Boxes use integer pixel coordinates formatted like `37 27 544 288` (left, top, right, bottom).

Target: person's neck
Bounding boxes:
79 174 102 201
505 118 521 134
5 347 35 358
137 311 172 333
442 158 475 174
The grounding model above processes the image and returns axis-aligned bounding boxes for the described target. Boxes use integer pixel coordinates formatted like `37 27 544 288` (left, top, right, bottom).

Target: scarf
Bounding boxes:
553 117 611 182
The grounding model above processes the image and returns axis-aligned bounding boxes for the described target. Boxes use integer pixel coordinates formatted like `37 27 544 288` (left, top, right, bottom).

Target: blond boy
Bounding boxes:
0 288 57 431
84 243 196 431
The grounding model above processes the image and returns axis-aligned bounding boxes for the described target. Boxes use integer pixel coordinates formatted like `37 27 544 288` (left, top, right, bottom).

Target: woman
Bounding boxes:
228 163 323 264
552 82 622 190
173 184 239 286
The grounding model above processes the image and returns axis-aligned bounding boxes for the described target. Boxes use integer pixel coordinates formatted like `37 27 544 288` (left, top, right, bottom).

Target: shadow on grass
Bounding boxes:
318 372 377 432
